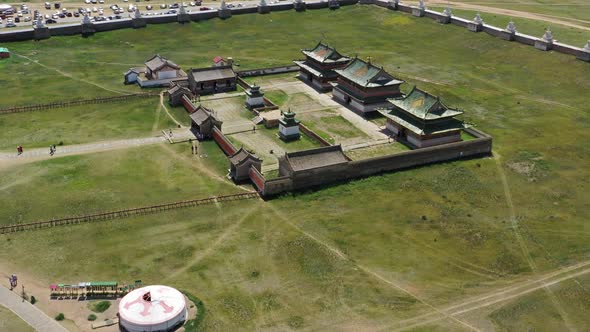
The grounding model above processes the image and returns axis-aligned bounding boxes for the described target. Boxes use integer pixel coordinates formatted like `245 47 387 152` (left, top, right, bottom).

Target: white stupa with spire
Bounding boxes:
443 7 451 17
260 0 267 6
134 8 141 19
584 40 590 52
473 12 483 25
179 3 187 15
82 14 91 24
542 28 553 43
221 0 228 9
506 21 516 34
35 17 45 29
418 0 425 10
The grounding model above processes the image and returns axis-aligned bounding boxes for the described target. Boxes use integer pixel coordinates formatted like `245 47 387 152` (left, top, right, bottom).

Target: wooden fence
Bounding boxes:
0 93 159 115
0 192 259 234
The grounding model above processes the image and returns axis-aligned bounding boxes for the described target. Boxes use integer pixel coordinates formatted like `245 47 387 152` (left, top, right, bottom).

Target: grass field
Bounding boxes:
0 5 589 331
0 98 174 151
0 305 34 332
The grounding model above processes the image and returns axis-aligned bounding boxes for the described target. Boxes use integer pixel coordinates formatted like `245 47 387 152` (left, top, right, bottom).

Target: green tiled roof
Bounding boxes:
0 47 9 53
302 42 350 64
387 86 463 120
379 108 468 136
335 58 404 88
89 281 118 287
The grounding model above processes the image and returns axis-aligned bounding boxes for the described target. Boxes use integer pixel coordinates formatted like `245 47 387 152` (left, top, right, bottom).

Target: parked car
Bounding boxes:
199 6 210 10
24 16 31 22
91 0 97 4
99 0 105 3
54 3 61 9
45 2 51 9
6 21 17 27
165 9 176 14
170 3 179 8
73 12 80 17
14 17 20 23
160 3 167 8
45 18 57 24
146 5 152 10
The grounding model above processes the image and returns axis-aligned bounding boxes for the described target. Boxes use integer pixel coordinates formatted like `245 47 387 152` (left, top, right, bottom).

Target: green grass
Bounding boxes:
182 291 207 332
0 5 590 331
300 111 368 144
264 90 289 107
0 305 35 332
0 144 238 225
0 98 172 150
88 301 111 313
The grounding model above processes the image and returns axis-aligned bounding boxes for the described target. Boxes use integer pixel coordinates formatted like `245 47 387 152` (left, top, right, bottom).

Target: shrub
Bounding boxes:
55 313 65 321
90 301 111 313
30 296 36 305
87 314 97 321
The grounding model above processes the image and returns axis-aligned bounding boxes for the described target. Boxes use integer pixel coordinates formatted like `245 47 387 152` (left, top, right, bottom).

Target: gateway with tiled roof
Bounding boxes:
229 148 262 182
189 104 223 139
379 86 469 148
333 57 404 114
294 42 351 91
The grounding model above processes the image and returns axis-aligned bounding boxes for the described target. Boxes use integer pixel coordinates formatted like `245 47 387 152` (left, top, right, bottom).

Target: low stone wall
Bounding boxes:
237 65 299 77
212 126 237 155
181 94 196 113
0 1 587 62
236 76 252 89
299 123 332 146
256 128 492 197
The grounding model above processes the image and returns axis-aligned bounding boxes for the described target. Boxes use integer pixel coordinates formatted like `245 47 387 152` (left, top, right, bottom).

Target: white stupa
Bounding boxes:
134 8 141 19
443 7 451 17
418 0 425 10
82 14 91 24
119 285 187 332
542 28 553 43
473 12 483 25
35 18 45 29
584 40 590 52
506 21 516 33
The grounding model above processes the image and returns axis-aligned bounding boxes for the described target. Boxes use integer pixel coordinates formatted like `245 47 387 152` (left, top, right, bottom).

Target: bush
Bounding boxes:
55 313 65 321
30 296 36 305
87 314 97 321
90 301 111 313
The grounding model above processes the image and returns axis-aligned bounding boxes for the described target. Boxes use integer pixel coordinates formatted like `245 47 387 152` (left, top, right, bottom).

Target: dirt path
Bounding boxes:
166 206 259 280
385 259 590 331
493 153 576 331
13 53 129 95
267 204 480 331
426 0 590 31
159 92 185 128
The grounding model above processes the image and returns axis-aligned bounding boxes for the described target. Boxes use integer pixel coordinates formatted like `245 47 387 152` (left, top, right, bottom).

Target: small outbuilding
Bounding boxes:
229 147 262 182
379 86 469 148
0 47 10 59
190 104 223 139
124 68 140 84
188 65 237 96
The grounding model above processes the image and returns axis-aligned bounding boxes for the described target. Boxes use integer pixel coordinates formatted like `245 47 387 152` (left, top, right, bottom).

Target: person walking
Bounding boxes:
17 146 23 155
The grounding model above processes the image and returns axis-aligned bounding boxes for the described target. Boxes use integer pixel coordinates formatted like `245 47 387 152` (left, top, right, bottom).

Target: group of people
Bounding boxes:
15 144 57 156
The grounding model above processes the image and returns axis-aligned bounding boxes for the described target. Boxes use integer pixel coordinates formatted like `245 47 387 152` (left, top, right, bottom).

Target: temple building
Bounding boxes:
144 54 182 80
229 148 262 182
245 84 265 109
294 42 351 91
188 65 237 96
333 57 404 114
189 104 223 139
379 86 469 148
278 110 300 141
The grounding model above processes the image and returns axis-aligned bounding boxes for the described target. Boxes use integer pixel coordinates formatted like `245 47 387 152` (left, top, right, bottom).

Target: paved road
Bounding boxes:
0 286 68 332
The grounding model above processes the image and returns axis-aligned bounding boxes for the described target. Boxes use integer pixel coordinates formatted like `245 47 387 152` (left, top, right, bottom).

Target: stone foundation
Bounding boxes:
219 8 232 19
534 40 552 51
258 5 270 13
411 8 424 17
436 15 450 24
131 18 147 28
81 23 96 37
467 22 482 32
177 13 191 23
33 27 51 40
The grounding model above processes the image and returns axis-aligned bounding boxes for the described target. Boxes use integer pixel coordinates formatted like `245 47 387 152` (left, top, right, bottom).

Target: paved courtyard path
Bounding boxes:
0 286 68 332
0 136 167 168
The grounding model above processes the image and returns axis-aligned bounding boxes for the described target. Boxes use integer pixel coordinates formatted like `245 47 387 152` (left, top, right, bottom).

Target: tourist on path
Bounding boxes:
17 146 23 155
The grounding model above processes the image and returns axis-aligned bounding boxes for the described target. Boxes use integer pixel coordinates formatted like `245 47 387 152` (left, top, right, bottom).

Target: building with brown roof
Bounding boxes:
188 65 237 96
189 104 223 139
333 57 404 114
293 42 351 91
277 145 351 189
124 54 187 87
